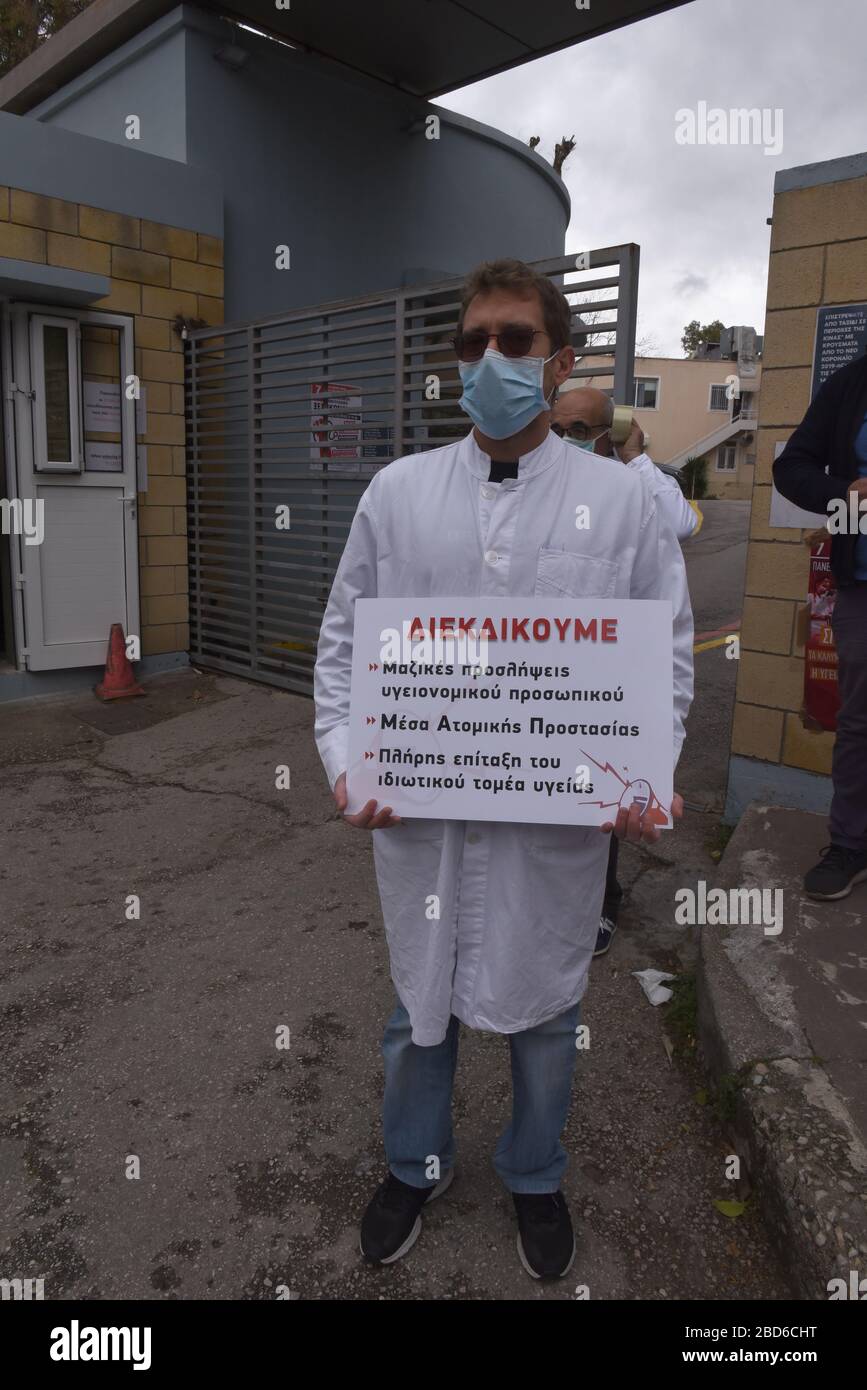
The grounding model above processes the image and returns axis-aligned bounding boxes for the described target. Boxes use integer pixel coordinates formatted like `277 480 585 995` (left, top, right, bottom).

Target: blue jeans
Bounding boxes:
381 997 581 1194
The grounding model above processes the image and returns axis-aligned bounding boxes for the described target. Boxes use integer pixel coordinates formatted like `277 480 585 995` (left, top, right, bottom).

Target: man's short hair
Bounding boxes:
458 259 573 352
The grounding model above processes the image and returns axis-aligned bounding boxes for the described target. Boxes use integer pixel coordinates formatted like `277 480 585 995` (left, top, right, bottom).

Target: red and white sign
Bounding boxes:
804 539 839 732
310 381 362 469
347 597 675 827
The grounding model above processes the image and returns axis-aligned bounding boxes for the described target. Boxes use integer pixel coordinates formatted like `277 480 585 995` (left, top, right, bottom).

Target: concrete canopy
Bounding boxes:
0 0 695 112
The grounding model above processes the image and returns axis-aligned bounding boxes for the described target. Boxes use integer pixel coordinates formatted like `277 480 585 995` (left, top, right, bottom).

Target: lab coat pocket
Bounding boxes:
534 547 618 599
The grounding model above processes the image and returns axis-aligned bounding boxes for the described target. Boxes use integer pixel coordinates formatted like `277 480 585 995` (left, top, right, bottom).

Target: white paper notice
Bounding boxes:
85 441 123 473
83 381 147 434
769 487 826 529
84 381 121 432
347 597 674 828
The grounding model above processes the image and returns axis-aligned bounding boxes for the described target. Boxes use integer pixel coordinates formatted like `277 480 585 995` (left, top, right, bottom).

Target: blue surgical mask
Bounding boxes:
458 348 558 440
570 429 610 453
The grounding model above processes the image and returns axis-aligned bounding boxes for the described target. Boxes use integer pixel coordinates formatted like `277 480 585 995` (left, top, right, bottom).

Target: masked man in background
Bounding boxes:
552 386 699 955
315 259 694 1280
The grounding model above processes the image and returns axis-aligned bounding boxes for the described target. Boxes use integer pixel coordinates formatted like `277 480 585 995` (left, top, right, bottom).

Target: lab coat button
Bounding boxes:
484 549 499 565
481 486 495 499
467 831 481 844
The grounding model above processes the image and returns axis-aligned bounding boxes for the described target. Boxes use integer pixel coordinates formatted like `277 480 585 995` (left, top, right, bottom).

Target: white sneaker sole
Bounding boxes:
516 1230 577 1280
360 1167 454 1265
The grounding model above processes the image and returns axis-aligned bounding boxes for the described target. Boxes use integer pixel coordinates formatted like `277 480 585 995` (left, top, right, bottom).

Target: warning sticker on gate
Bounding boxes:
346 597 674 827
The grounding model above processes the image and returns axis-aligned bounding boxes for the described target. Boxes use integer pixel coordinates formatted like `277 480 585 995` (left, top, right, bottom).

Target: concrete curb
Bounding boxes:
697 804 867 1299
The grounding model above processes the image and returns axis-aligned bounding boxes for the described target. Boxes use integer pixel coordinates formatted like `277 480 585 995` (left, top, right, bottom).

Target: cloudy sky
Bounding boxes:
437 0 867 356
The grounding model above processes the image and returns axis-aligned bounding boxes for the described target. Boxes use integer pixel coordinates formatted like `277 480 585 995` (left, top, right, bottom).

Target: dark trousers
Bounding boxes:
603 835 623 923
830 583 867 854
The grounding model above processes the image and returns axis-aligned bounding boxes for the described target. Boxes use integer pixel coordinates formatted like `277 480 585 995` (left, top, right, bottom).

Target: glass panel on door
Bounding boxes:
81 322 124 474
32 316 81 472
43 325 73 462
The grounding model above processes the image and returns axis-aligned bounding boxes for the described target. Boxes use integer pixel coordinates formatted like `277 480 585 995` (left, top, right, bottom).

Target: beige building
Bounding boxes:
572 350 760 499
726 149 867 822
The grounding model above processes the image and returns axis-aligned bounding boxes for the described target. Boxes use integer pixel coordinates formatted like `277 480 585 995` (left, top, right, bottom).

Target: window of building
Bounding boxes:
633 377 659 409
80 323 125 473
716 443 737 471
709 384 729 411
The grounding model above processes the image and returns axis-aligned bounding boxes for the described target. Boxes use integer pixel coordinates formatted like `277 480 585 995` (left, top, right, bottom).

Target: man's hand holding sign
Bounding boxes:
333 773 400 830
334 771 682 844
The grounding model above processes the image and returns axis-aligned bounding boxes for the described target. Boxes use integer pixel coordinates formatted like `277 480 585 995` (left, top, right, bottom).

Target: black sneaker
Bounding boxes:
804 844 867 900
359 1168 453 1264
594 915 618 957
512 1191 576 1279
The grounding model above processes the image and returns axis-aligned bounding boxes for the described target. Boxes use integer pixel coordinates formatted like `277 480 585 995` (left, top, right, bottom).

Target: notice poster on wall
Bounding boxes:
310 381 362 472
773 307 867 527
811 303 867 399
346 597 674 827
361 425 394 475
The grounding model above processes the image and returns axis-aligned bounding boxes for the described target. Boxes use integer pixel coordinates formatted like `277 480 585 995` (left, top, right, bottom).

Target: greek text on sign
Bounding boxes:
347 597 674 827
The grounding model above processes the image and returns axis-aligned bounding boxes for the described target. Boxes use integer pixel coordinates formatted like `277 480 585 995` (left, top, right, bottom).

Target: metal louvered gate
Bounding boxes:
183 245 639 693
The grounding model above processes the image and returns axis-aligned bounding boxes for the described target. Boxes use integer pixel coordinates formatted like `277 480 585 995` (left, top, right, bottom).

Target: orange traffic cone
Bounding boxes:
95 623 145 700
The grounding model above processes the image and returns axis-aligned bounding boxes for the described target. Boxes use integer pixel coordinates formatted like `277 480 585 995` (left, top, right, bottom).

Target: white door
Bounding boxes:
6 304 140 670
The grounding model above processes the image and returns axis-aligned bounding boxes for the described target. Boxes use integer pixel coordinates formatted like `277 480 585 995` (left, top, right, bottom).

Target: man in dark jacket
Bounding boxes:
773 351 867 900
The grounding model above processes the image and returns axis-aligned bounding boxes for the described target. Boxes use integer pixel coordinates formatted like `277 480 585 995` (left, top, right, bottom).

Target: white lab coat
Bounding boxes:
623 452 699 542
315 428 694 1045
565 439 699 542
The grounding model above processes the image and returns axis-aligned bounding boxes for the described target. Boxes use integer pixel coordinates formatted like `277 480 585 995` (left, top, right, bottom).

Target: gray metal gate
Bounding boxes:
184 246 639 693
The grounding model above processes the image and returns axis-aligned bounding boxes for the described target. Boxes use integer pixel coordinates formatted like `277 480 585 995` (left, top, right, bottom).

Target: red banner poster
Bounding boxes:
803 538 840 732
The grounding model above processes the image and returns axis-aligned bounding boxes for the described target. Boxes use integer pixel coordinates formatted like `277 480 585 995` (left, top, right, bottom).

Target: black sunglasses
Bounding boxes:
452 328 548 362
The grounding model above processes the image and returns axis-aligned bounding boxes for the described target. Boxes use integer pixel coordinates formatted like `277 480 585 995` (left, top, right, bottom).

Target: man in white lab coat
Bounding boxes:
314 259 694 1280
552 385 699 957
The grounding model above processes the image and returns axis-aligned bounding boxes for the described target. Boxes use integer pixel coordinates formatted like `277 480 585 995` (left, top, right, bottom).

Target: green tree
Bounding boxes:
0 2 93 78
681 319 726 356
678 455 708 500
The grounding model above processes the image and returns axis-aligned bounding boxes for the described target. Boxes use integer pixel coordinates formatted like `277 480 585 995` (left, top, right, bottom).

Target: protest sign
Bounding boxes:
346 597 674 827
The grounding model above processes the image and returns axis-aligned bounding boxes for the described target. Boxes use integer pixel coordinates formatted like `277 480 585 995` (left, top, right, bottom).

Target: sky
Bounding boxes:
435 0 867 357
